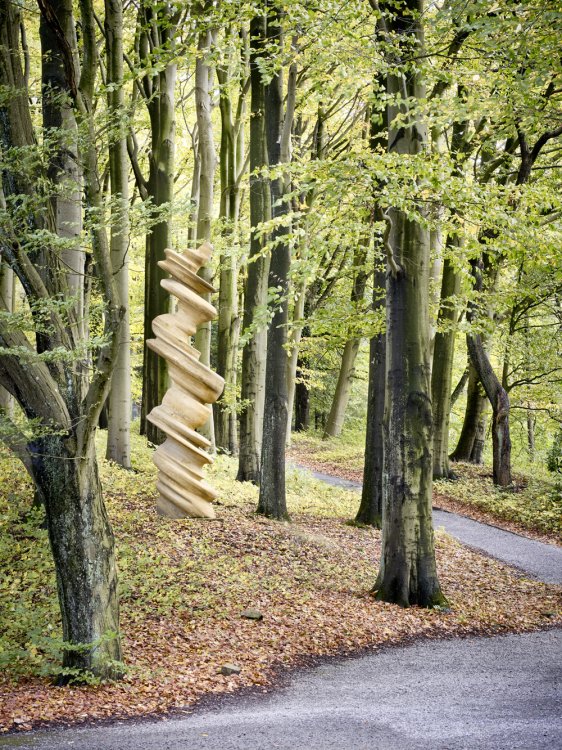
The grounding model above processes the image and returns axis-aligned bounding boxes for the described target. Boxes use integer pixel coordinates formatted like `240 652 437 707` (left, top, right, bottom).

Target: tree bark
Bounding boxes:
356 269 385 527
33 438 121 679
466 332 512 485
450 367 469 407
237 15 271 483
139 5 177 444
285 280 305 445
105 0 131 468
39 0 84 331
450 361 488 462
466 257 512 486
373 0 445 608
215 50 246 454
431 249 461 478
1 0 122 678
193 26 217 447
257 15 296 520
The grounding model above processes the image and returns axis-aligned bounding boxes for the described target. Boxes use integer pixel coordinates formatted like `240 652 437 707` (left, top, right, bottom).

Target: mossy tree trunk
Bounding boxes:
373 0 446 608
33 438 121 678
0 0 122 678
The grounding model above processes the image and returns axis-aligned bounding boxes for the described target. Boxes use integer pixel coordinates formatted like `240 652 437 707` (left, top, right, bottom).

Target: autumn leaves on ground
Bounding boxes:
1 431 560 734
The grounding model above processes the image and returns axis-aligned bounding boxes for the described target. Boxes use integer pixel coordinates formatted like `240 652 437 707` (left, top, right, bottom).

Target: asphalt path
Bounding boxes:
2 631 561 750
3 466 561 749
301 466 562 585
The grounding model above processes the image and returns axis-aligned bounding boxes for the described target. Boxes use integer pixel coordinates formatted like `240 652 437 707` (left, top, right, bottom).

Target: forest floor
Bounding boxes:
288 432 562 546
1 431 561 734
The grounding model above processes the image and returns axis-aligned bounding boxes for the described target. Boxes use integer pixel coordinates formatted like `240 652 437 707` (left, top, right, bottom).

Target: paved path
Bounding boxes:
302 467 562 585
3 466 560 749
3 631 561 750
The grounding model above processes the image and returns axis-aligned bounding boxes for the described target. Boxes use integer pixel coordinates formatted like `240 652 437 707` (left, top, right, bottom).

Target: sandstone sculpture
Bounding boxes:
147 242 224 518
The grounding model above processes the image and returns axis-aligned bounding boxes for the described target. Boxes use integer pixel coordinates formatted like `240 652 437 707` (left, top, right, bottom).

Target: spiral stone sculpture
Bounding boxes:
147 242 224 519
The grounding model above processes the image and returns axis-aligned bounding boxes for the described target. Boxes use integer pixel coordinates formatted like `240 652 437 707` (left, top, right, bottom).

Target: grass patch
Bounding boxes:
434 463 562 540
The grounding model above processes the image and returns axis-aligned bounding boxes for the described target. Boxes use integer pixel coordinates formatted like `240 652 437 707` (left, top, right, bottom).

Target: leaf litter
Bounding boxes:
0 447 560 734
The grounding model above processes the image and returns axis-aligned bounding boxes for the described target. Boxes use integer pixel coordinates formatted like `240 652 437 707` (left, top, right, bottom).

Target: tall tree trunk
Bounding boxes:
373 0 445 608
466 257 512 486
323 339 360 438
140 6 176 444
467 332 512 486
33 438 121 679
193 27 217 447
2 0 123 678
257 18 296 520
285 280 305 445
215 54 245 454
356 269 385 527
431 248 461 478
237 15 271 483
450 361 487 462
323 243 368 439
39 0 84 332
105 0 131 468
0 261 14 414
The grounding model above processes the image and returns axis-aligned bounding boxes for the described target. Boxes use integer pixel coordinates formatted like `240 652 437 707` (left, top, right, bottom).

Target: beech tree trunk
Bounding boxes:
450 362 487 462
193 26 218 447
257 15 296 519
105 0 131 468
466 257 512 486
139 6 176 444
373 0 445 608
467 332 512 486
356 269 385 527
215 52 246 454
1 0 122 678
431 249 461 479
33 438 121 678
285 281 305 444
39 0 84 330
237 15 271 483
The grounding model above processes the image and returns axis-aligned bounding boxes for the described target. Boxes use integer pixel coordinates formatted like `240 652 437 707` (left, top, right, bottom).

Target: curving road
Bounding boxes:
1 631 561 750
2 467 560 750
